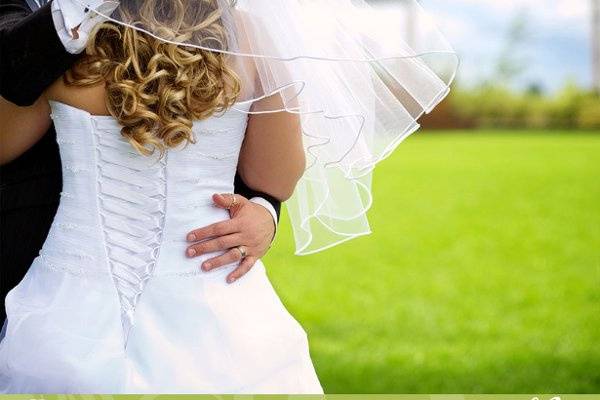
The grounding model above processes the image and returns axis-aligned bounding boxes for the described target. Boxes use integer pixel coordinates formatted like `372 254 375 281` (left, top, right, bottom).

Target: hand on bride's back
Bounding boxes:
185 193 276 283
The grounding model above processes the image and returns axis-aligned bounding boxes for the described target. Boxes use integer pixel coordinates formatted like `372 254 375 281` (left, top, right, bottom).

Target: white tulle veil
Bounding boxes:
76 0 458 255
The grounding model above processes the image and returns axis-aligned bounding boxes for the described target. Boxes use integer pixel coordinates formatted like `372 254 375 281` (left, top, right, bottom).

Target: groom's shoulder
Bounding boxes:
0 0 32 25
0 0 31 12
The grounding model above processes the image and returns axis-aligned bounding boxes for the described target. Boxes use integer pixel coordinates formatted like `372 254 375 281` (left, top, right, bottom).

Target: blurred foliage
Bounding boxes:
494 9 530 86
446 82 600 130
424 8 600 132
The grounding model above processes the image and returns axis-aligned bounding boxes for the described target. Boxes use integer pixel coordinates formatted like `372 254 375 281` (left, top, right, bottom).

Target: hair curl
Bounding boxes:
65 0 241 157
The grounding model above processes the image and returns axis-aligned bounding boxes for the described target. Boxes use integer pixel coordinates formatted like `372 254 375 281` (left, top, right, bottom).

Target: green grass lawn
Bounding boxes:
263 130 600 393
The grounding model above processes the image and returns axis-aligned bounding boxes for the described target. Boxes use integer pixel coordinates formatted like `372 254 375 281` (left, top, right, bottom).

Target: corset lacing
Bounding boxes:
93 120 167 348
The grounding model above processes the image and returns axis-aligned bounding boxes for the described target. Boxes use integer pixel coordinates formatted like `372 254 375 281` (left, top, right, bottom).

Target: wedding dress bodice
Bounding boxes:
43 100 253 344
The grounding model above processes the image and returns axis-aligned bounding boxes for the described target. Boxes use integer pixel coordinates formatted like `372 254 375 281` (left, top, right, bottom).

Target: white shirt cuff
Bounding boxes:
249 197 278 242
51 0 118 54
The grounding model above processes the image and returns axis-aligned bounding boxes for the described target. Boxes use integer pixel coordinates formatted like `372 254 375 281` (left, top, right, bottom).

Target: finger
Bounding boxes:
186 234 241 257
227 257 257 284
212 193 232 210
201 248 244 271
187 219 239 242
212 193 249 210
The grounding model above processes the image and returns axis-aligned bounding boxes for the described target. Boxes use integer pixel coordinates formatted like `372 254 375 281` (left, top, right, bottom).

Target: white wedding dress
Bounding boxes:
0 101 323 394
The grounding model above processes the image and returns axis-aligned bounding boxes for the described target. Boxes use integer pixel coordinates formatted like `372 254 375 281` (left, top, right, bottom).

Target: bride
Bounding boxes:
0 0 456 394
0 0 318 393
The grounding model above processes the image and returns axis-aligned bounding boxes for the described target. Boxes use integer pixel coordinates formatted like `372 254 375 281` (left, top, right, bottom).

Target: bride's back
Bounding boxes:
36 7 259 287
42 92 251 275
8 92 252 369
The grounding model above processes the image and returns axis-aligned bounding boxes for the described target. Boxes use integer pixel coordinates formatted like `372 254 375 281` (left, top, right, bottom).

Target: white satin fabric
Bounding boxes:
0 101 323 394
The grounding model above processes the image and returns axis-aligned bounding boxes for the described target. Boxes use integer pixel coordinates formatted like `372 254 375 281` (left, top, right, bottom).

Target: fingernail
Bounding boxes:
187 234 196 242
227 276 236 283
202 262 211 271
187 248 196 257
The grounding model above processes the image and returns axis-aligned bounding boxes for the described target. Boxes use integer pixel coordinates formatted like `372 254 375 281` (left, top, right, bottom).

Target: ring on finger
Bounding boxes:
225 194 238 210
235 245 247 258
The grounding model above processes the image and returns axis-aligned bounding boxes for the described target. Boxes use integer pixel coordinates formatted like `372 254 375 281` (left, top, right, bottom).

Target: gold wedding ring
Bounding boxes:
227 194 238 209
236 245 247 258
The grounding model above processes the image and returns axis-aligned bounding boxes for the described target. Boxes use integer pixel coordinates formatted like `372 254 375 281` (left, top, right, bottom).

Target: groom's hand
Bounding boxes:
185 194 276 283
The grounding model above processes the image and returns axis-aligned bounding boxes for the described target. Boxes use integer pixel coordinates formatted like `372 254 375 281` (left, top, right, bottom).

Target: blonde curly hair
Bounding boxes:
65 0 241 156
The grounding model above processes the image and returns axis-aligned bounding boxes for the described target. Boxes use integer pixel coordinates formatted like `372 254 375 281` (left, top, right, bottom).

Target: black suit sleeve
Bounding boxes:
0 0 79 106
234 173 282 220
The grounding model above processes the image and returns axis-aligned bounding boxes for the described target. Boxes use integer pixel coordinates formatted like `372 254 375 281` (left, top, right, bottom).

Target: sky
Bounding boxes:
420 0 593 92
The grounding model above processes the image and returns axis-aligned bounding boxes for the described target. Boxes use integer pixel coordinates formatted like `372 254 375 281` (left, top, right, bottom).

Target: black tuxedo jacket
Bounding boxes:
0 0 281 322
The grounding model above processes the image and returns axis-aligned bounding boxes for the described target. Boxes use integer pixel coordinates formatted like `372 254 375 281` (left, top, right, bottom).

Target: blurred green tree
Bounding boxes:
493 9 531 87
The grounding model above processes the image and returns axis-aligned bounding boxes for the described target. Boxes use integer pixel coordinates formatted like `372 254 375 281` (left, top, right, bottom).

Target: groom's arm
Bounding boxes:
0 0 79 106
